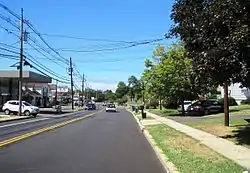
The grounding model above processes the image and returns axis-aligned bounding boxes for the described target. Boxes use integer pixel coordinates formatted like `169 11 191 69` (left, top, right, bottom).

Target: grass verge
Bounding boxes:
184 118 250 148
149 108 179 115
147 124 245 173
230 105 250 111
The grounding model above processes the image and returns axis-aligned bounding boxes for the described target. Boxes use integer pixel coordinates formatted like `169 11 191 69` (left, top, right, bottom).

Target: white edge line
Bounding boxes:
0 118 49 128
126 108 178 173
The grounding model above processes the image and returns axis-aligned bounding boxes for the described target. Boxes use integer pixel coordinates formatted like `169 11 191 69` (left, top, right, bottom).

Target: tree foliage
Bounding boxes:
141 43 201 107
170 0 250 87
128 75 142 101
115 81 128 99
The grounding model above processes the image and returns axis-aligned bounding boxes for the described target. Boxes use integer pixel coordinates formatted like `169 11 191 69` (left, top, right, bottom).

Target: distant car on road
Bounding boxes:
105 104 117 112
85 102 96 111
2 100 39 117
187 100 224 116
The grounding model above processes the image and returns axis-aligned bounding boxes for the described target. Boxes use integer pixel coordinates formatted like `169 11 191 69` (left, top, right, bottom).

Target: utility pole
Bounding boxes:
81 74 84 106
55 80 58 105
18 8 24 116
69 57 74 110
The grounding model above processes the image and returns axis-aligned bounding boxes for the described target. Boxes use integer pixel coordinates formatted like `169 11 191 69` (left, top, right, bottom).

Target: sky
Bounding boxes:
0 0 175 91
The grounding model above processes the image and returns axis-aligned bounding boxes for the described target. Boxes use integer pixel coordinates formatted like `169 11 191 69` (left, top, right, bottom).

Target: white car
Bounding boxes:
2 100 39 117
105 104 117 112
178 101 192 112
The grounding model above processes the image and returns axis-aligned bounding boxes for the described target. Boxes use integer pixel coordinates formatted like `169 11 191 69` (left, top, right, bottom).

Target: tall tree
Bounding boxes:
115 82 128 99
104 90 116 102
170 0 250 125
128 75 142 102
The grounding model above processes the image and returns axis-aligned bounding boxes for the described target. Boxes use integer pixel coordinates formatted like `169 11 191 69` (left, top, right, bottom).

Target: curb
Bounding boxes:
127 109 178 173
143 129 179 173
0 116 32 123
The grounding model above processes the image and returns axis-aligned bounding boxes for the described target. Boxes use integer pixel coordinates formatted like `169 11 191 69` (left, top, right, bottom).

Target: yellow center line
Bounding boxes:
0 111 100 148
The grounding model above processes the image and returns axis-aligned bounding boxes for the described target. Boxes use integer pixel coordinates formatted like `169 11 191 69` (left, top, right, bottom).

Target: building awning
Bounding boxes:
0 70 52 83
23 88 41 97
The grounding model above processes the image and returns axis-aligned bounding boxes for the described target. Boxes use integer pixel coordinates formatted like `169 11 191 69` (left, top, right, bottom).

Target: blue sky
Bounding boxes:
0 0 175 91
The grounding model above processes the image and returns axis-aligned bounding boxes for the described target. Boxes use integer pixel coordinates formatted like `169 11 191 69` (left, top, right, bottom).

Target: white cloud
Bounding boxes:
88 82 117 92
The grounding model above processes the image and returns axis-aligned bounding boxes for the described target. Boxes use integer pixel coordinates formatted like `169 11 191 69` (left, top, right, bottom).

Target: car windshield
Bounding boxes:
108 104 115 108
23 102 32 106
184 101 192 105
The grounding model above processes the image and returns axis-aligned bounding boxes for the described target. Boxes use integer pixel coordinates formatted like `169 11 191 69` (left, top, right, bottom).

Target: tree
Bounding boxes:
128 75 142 102
104 90 116 102
115 82 128 99
159 42 198 114
170 0 250 125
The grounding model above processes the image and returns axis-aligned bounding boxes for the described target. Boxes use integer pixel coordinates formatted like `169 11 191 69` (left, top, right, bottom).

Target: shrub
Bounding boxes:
240 99 250 105
117 96 128 106
162 100 179 109
218 97 238 106
145 99 159 109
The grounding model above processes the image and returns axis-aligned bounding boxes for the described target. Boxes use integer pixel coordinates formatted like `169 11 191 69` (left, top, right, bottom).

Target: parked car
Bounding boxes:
105 104 117 112
177 101 192 112
2 100 39 117
187 100 224 116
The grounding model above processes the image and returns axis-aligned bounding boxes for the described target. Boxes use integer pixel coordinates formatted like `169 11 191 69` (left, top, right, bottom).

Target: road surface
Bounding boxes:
0 108 166 173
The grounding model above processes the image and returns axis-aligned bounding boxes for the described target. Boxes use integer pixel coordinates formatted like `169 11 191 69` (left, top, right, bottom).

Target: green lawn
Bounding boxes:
147 124 245 173
184 119 250 148
230 104 250 111
149 108 178 115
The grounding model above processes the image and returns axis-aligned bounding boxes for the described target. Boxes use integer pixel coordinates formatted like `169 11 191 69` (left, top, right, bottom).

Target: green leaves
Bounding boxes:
141 42 199 103
115 82 128 99
170 0 250 87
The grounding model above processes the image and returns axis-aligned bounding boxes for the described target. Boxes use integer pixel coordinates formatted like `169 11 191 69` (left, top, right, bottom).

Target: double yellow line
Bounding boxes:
0 112 96 148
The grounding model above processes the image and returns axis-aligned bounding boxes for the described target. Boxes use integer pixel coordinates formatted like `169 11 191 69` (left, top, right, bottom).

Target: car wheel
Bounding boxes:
4 109 10 115
33 113 37 117
24 110 31 116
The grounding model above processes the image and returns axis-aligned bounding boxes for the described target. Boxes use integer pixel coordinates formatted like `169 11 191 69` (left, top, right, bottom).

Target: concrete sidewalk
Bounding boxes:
146 111 250 170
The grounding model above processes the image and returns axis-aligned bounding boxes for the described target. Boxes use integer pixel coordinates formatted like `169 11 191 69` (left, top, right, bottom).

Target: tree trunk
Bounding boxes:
159 96 162 110
224 84 229 126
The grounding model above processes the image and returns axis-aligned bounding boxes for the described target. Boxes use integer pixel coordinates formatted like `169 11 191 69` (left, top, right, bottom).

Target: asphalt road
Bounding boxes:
0 108 166 173
0 110 94 141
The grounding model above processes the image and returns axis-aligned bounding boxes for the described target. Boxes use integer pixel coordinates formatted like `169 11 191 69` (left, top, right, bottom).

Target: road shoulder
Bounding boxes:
128 108 178 173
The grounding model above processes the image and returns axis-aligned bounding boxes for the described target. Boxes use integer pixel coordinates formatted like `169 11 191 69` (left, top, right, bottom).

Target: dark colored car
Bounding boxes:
85 103 96 110
187 100 224 116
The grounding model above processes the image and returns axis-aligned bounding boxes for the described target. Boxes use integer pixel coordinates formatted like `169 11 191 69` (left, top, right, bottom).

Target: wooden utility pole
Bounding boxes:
69 57 74 110
82 74 84 106
224 84 229 126
18 8 24 116
55 80 58 105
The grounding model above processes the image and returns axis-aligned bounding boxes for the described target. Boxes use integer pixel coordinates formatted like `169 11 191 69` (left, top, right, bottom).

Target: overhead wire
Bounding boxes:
0 27 69 80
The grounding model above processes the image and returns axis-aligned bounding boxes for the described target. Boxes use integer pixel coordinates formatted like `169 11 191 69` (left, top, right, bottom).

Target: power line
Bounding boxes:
0 3 20 20
24 55 70 82
39 33 134 43
0 53 19 60
0 43 70 81
25 22 69 64
0 47 19 54
58 38 165 53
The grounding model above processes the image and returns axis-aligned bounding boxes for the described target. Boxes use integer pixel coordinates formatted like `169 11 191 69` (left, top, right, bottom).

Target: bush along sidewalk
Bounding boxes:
147 124 246 173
